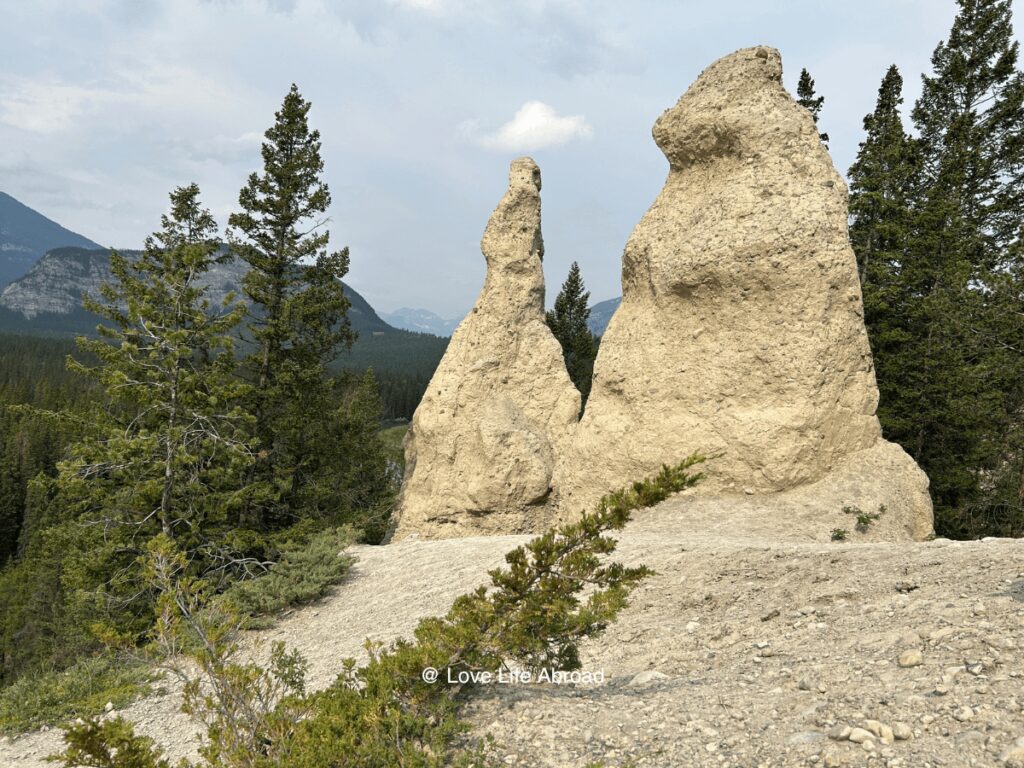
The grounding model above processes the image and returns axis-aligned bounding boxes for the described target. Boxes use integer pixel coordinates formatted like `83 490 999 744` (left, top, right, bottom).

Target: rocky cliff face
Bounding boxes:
0 248 112 318
0 247 245 320
395 47 933 542
0 247 392 335
0 191 103 288
391 158 580 540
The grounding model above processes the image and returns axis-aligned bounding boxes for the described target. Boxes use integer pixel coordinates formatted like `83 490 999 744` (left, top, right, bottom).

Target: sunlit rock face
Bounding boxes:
391 158 580 540
556 46 931 539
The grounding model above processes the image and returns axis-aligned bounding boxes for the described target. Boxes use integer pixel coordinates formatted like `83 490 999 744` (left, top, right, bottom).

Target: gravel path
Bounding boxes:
3 494 1023 767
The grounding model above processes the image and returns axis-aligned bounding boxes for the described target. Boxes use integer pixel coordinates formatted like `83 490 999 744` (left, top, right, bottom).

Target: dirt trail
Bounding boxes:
3 495 1023 767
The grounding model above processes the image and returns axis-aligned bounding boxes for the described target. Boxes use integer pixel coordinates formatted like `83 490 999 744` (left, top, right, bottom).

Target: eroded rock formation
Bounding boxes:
391 158 580 540
393 47 933 542
555 46 932 538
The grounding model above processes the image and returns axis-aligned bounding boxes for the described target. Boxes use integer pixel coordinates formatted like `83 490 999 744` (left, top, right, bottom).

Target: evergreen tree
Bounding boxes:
855 0 1024 536
908 0 1024 535
48 185 253 632
321 369 397 542
848 66 923 451
546 262 598 407
796 68 830 147
229 85 356 528
0 445 22 564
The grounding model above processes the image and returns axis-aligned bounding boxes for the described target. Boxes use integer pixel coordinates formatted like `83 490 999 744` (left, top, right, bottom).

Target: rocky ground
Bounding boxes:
2 493 1022 767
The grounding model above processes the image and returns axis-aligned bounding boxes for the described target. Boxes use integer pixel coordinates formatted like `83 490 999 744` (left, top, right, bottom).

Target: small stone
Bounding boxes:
953 706 975 722
104 701 114 713
848 727 873 743
828 724 852 740
898 649 923 668
879 724 894 745
864 720 883 737
686 620 700 634
629 670 670 686
892 722 913 740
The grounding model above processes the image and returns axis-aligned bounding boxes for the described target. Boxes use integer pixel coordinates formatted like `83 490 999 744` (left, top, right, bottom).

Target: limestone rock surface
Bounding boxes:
554 46 932 538
391 158 580 540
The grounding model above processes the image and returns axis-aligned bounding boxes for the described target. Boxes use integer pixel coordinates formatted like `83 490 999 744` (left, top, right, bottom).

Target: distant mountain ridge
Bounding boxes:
0 246 393 336
383 297 622 338
0 192 102 289
382 307 463 337
587 297 620 336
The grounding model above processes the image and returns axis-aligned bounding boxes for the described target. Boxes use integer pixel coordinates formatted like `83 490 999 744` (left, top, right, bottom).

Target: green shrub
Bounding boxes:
830 528 848 541
842 504 886 533
56 716 172 768
0 654 155 735
52 455 706 768
219 527 354 627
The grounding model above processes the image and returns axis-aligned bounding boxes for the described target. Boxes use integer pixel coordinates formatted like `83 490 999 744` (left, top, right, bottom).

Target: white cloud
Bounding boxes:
0 79 114 134
462 100 593 152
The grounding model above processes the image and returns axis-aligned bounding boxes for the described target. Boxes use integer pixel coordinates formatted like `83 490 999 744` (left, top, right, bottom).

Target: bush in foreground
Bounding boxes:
53 455 705 768
0 655 155 735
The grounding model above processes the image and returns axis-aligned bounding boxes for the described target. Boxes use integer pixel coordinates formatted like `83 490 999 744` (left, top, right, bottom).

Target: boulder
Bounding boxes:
554 46 932 538
390 158 580 540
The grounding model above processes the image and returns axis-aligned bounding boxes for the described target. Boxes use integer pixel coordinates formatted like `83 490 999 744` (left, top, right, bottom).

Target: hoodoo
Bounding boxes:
556 46 932 539
390 158 579 540
392 48 933 542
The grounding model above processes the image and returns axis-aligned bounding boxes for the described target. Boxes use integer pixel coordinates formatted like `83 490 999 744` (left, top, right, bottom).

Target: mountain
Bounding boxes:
382 307 463 337
381 298 621 338
0 246 391 337
587 297 621 336
0 192 102 289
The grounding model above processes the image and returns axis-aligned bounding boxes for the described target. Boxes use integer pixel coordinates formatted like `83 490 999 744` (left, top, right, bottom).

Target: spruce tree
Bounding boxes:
0 446 22 565
546 262 598 407
848 66 922 448
796 68 830 147
229 85 356 529
49 185 253 630
861 0 1024 535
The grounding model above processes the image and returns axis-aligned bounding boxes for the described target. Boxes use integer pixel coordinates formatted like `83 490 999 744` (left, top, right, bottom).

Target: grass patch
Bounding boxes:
0 654 156 735
219 527 355 629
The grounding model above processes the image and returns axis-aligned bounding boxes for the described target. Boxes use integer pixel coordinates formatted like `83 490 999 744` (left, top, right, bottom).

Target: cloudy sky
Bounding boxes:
2 0 1021 318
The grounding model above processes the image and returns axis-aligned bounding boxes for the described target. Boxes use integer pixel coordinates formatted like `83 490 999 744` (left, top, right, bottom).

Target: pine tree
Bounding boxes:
320 369 396 542
848 66 924 452
229 85 356 528
546 262 598 407
796 68 830 147
0 443 22 565
48 185 253 630
862 0 1024 536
